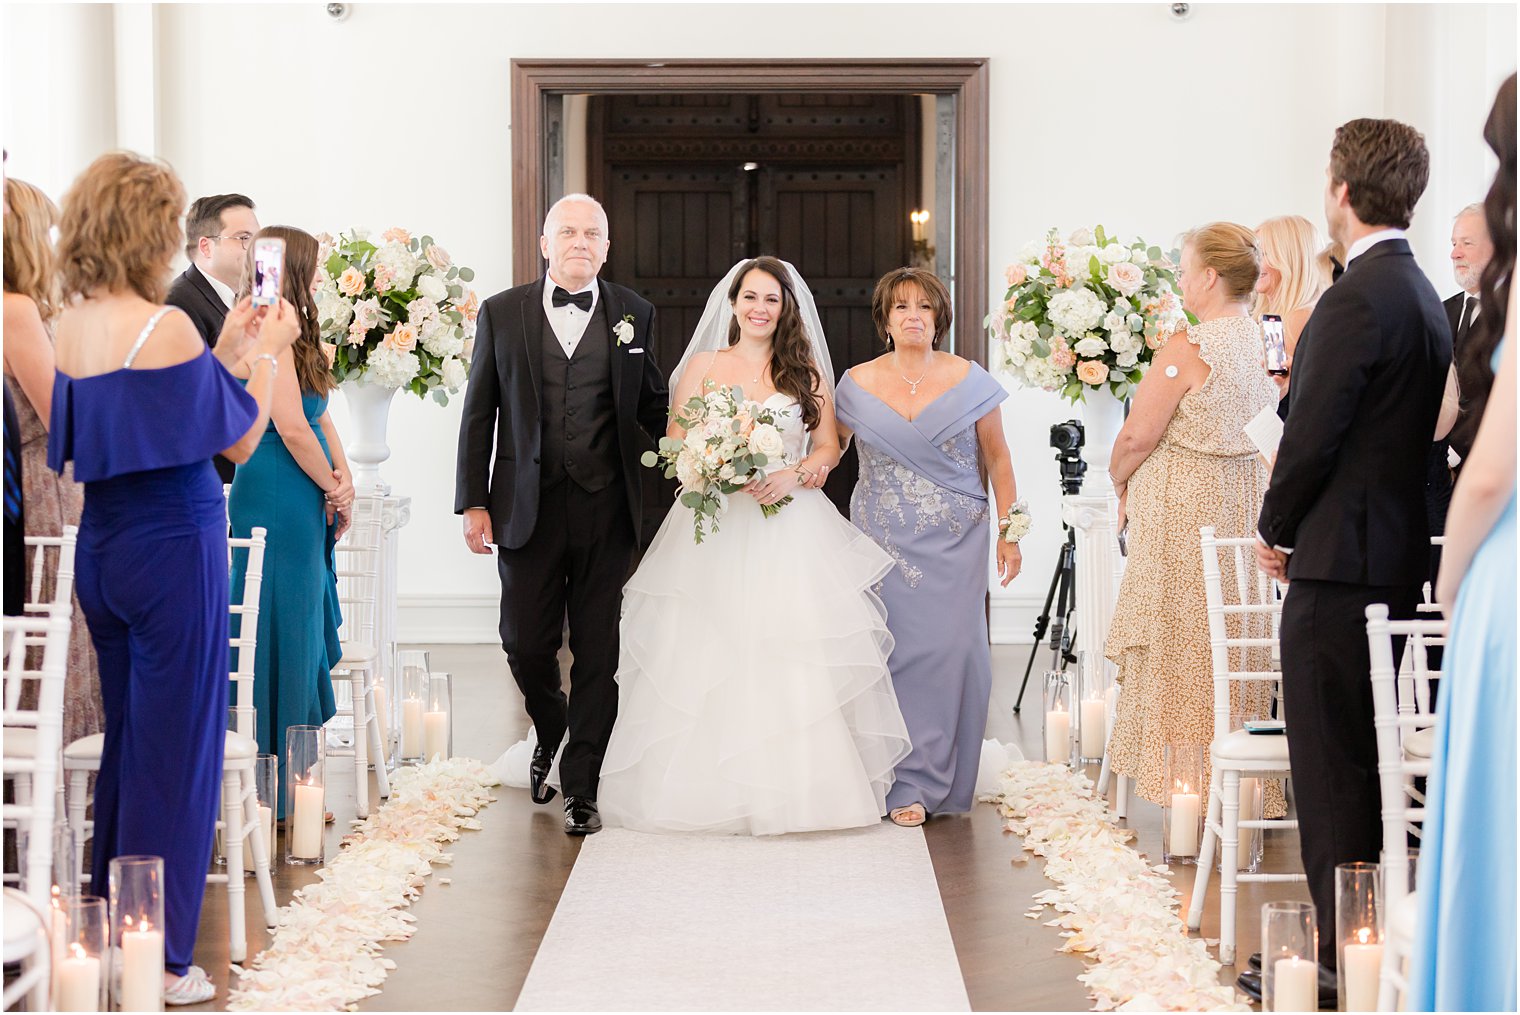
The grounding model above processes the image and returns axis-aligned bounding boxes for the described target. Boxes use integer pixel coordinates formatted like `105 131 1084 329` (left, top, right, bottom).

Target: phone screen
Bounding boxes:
1262 314 1288 375
251 237 285 307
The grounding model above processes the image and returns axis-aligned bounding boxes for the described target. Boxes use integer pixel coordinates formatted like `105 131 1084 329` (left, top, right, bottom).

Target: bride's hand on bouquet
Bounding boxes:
996 540 1022 587
744 468 800 506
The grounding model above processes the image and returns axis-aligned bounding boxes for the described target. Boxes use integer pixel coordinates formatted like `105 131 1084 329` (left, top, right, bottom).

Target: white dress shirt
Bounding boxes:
1345 227 1407 265
542 276 599 358
196 263 236 310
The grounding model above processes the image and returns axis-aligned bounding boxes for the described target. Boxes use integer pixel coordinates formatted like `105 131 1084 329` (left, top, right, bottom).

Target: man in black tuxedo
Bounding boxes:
1443 202 1495 471
166 193 259 484
1253 120 1450 997
455 194 668 835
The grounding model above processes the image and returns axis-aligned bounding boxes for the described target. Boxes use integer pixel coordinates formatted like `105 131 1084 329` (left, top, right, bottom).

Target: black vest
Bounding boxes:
540 300 619 492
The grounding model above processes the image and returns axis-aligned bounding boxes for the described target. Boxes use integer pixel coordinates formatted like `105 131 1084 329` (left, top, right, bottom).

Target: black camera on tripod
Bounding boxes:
1049 420 1087 495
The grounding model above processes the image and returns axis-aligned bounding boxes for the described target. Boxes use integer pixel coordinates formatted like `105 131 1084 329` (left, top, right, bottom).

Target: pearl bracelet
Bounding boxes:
251 353 279 378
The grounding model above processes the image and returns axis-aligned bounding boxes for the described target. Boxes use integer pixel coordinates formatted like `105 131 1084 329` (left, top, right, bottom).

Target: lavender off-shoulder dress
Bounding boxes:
835 363 1007 814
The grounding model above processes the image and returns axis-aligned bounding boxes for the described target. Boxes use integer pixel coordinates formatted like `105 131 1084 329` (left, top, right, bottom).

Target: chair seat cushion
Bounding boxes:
2 890 46 959
1404 728 1435 759
337 642 377 667
224 731 257 761
1210 728 1292 765
2 729 35 758
68 731 257 763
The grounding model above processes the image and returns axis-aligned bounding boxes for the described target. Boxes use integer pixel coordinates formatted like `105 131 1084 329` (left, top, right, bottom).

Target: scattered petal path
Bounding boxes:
227 758 497 1011
982 761 1248 1012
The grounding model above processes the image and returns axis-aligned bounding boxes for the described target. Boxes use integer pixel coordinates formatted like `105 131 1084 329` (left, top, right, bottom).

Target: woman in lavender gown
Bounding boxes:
832 268 1024 826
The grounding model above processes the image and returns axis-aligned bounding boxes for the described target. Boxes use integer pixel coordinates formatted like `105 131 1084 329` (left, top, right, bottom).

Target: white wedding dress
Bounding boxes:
597 395 913 835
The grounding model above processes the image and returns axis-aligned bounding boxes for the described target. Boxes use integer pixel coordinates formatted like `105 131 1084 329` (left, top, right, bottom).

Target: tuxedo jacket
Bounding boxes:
454 277 668 550
1259 239 1451 586
165 266 228 348
1444 290 1491 464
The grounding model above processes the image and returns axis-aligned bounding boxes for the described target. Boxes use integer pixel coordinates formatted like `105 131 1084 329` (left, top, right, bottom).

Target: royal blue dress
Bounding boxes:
49 307 257 976
1410 341 1516 1012
228 387 340 813
835 363 1008 814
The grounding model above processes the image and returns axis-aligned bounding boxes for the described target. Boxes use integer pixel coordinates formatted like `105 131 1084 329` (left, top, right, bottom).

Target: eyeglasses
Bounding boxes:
213 232 255 249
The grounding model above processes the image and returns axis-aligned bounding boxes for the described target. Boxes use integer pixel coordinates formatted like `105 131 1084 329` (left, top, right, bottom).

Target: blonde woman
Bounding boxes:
2 177 104 743
1255 215 1331 413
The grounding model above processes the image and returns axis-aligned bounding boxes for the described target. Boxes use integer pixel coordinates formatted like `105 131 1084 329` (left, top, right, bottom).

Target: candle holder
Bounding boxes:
1337 861 1384 1012
1041 670 1073 765
1074 657 1109 766
397 658 429 766
215 706 258 865
58 895 106 1012
1162 744 1204 865
244 754 277 876
1218 775 1264 875
1262 900 1318 1013
424 672 453 763
108 855 164 1012
284 725 325 866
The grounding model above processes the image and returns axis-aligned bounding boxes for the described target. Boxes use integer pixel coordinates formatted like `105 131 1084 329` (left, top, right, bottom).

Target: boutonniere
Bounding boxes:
613 314 635 346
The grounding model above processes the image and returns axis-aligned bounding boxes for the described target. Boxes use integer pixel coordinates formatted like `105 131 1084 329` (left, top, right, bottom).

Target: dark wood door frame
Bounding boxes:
510 58 990 363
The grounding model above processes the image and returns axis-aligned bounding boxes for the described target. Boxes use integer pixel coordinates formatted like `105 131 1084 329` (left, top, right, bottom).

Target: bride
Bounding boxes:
596 256 912 835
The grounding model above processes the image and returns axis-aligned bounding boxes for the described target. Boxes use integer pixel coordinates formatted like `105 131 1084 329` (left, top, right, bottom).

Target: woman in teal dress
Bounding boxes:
1411 74 1515 1013
228 226 353 810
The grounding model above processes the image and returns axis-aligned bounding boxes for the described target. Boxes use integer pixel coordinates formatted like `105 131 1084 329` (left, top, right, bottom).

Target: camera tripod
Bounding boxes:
1012 520 1078 712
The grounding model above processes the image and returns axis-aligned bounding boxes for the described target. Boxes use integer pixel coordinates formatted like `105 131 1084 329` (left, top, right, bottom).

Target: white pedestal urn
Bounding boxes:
1080 386 1127 499
341 378 400 497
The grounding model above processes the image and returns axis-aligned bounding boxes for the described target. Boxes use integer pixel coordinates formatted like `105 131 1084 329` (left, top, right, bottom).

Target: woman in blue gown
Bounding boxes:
1411 74 1516 1013
48 152 297 1003
833 267 1023 825
228 226 351 811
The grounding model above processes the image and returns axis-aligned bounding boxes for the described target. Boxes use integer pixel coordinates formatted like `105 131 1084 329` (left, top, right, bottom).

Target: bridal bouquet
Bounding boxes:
641 384 793 544
986 226 1188 403
315 227 479 405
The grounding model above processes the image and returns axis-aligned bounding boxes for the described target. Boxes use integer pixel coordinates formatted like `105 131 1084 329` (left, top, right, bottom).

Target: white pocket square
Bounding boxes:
628 348 645 354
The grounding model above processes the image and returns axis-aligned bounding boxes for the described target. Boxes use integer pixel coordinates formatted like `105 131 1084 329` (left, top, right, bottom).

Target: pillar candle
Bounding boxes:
401 697 424 758
291 779 324 860
1079 697 1106 758
120 921 164 1012
50 900 66 1001
1236 777 1260 870
1169 786 1200 857
1271 956 1317 1012
1342 929 1384 1012
423 710 448 762
56 945 101 1012
1044 707 1071 764
243 804 274 873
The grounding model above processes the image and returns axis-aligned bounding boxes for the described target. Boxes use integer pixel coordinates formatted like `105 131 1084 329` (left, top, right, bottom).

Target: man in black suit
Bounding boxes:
1252 120 1450 998
166 193 259 484
455 194 668 835
1443 202 1495 471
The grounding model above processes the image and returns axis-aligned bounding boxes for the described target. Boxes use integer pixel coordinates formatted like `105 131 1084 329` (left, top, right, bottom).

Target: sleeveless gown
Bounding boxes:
834 363 1008 814
228 387 341 813
49 307 258 975
1410 339 1516 1011
598 394 912 835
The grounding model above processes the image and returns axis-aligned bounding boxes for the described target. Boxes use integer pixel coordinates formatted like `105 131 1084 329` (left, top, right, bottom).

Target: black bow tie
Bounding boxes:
552 286 593 312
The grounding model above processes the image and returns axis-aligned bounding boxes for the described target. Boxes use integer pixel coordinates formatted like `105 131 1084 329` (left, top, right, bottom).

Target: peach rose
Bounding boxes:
337 267 365 297
1075 360 1108 385
1005 264 1028 286
385 323 418 353
459 289 479 322
424 244 451 270
382 227 412 245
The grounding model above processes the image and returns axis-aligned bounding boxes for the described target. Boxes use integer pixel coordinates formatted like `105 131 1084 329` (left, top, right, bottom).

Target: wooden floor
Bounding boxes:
180 643 1310 1012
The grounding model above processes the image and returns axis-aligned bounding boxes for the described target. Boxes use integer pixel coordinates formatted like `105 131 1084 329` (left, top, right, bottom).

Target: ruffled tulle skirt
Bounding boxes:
598 487 912 835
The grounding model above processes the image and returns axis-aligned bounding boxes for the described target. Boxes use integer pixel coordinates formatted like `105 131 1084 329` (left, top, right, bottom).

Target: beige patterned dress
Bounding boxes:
1104 316 1280 810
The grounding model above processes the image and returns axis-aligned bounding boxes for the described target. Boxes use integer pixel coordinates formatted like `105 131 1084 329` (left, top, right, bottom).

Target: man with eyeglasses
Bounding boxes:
167 192 259 483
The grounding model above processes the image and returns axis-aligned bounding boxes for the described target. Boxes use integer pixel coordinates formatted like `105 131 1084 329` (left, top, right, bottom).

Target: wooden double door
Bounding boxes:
589 93 919 522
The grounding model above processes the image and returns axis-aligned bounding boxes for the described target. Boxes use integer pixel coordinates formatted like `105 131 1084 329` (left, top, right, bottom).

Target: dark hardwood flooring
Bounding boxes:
177 644 1307 1012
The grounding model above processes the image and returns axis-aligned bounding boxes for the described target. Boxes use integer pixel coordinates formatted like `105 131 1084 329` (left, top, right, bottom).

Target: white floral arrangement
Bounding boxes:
986 226 1189 403
641 383 793 543
315 227 479 404
999 500 1032 544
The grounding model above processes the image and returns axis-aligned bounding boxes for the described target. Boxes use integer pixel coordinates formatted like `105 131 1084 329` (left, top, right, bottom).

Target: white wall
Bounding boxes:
4 3 1513 642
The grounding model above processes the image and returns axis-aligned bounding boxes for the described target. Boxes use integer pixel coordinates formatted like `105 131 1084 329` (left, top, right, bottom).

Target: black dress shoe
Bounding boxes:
529 744 556 805
564 796 602 836
1235 963 1338 1009
1248 952 1261 972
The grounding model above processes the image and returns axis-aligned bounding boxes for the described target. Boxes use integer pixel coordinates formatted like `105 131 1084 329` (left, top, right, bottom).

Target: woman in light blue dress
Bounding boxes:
833 268 1022 825
1411 76 1515 1011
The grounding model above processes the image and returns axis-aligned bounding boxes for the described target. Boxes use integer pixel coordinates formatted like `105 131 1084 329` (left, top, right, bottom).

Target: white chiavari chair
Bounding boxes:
1186 528 1305 963
328 494 390 818
1365 604 1445 1011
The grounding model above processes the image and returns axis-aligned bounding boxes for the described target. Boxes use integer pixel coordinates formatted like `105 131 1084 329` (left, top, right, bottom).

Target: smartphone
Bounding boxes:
250 236 285 308
1243 719 1286 735
1262 314 1288 375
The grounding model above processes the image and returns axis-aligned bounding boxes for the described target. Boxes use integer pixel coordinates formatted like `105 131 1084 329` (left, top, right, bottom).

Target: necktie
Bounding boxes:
1456 296 1476 349
552 286 593 313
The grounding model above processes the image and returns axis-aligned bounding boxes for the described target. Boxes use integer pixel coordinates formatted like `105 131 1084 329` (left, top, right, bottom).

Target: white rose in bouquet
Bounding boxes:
1073 336 1108 358
1116 348 1140 368
1068 227 1096 246
353 297 383 331
440 355 468 391
416 273 449 303
1107 261 1145 297
1100 242 1129 264
674 446 705 491
1047 288 1107 336
746 422 786 461
423 244 452 271
406 296 439 326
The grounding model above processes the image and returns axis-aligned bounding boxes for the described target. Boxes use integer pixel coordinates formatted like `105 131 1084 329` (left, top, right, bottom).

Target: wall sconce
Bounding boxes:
909 209 935 270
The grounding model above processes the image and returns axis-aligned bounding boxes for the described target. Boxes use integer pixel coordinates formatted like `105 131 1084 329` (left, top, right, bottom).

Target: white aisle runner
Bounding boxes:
514 823 971 1011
